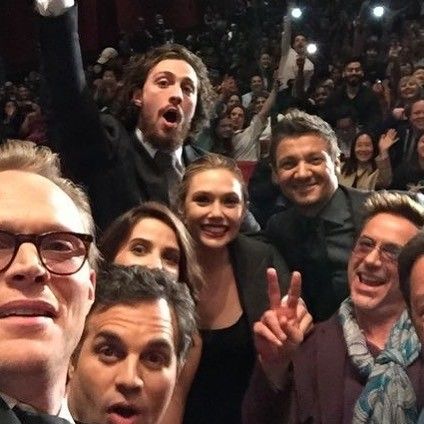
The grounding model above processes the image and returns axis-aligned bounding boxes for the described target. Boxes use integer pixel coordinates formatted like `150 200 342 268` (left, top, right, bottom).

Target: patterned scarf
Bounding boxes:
338 298 420 424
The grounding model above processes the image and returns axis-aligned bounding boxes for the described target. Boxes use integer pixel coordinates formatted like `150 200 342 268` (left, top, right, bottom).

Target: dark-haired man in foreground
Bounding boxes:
67 264 196 424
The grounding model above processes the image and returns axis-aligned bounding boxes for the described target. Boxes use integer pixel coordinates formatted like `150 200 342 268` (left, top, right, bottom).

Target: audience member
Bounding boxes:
326 58 382 132
338 130 393 190
0 139 96 423
245 191 424 424
265 109 369 321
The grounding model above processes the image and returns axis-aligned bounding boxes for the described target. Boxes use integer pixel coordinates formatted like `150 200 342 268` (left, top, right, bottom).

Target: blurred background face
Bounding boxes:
417 134 424 161
399 76 421 100
253 96 266 114
314 86 329 107
229 106 245 131
343 61 363 86
215 117 234 140
227 94 241 109
183 169 245 250
354 134 374 163
114 217 180 280
259 53 271 69
413 69 424 87
250 76 263 93
293 35 307 54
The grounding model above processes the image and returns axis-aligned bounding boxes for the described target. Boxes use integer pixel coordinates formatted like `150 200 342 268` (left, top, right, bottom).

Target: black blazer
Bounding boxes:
39 6 204 231
229 234 290 330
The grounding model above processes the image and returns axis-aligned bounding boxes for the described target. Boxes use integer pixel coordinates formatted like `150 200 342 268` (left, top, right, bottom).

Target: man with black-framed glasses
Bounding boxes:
0 139 96 423
245 191 424 424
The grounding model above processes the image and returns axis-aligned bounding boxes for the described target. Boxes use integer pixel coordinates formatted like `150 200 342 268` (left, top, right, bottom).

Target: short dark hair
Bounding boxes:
79 264 197 363
99 201 203 300
398 232 424 307
270 109 340 168
343 57 363 69
116 44 215 137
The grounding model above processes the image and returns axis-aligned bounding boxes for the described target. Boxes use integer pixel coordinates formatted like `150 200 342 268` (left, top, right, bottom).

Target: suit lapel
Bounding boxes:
229 236 270 330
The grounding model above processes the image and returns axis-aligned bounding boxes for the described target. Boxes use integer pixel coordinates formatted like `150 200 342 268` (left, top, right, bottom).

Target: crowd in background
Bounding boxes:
2 1 424 204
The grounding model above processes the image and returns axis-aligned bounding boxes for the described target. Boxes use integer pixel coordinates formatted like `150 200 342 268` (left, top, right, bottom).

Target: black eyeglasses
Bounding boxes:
353 236 402 263
0 231 93 275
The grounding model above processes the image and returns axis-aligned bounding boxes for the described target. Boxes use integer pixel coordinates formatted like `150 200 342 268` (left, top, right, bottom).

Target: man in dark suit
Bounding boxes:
264 109 369 321
35 1 215 231
67 264 196 424
0 140 96 423
245 192 424 423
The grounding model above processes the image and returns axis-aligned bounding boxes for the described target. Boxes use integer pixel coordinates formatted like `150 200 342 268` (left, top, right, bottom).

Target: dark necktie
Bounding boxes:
12 405 71 424
154 150 183 207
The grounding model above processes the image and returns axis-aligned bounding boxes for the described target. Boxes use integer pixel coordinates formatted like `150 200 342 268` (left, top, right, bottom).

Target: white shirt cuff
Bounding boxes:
35 0 75 17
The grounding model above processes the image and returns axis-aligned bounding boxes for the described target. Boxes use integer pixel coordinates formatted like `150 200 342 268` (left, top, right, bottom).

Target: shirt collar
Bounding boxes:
134 127 183 167
0 393 75 423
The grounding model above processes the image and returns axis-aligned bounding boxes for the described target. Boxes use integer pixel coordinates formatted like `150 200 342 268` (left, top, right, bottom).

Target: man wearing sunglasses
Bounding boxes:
0 140 96 423
245 191 424 423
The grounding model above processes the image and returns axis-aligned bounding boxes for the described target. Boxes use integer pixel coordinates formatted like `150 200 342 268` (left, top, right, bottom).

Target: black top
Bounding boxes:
183 314 255 424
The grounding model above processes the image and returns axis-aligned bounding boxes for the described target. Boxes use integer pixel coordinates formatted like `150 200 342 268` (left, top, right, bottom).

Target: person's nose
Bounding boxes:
115 357 143 397
169 84 183 106
294 161 312 179
363 246 383 268
208 200 224 218
4 243 49 286
146 251 163 271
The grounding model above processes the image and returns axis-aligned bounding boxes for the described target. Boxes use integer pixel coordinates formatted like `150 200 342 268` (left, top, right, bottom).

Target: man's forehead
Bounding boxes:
346 62 362 70
0 170 85 232
149 59 198 82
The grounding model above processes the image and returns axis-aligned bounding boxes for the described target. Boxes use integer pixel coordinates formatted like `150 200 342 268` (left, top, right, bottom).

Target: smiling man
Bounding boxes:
67 264 196 424
265 109 369 321
0 140 96 423
246 191 424 423
35 0 215 229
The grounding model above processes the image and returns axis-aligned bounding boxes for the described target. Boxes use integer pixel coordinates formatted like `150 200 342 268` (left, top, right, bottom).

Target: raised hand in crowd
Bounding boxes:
378 128 399 156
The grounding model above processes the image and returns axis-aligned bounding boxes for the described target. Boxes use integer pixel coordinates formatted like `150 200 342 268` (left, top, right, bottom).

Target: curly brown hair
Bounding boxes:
116 44 216 138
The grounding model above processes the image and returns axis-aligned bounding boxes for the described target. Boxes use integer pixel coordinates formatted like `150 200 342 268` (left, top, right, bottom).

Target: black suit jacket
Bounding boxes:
38 6 204 231
264 186 370 321
229 234 290 329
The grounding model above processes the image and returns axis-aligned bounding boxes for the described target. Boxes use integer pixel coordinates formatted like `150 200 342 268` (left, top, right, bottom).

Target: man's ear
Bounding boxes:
87 270 96 312
133 88 143 107
334 156 341 175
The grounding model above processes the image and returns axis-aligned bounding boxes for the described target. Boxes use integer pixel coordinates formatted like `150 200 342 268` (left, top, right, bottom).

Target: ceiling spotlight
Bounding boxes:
306 43 317 54
372 6 385 18
291 8 302 19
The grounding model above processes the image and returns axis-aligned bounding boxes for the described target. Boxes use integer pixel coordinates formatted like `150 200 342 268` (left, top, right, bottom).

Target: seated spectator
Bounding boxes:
67 264 196 424
245 191 424 424
0 139 96 423
338 130 393 190
414 66 424 87
326 57 382 132
229 81 277 162
242 74 264 108
389 131 424 191
177 154 289 424
1 100 22 140
209 116 234 157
